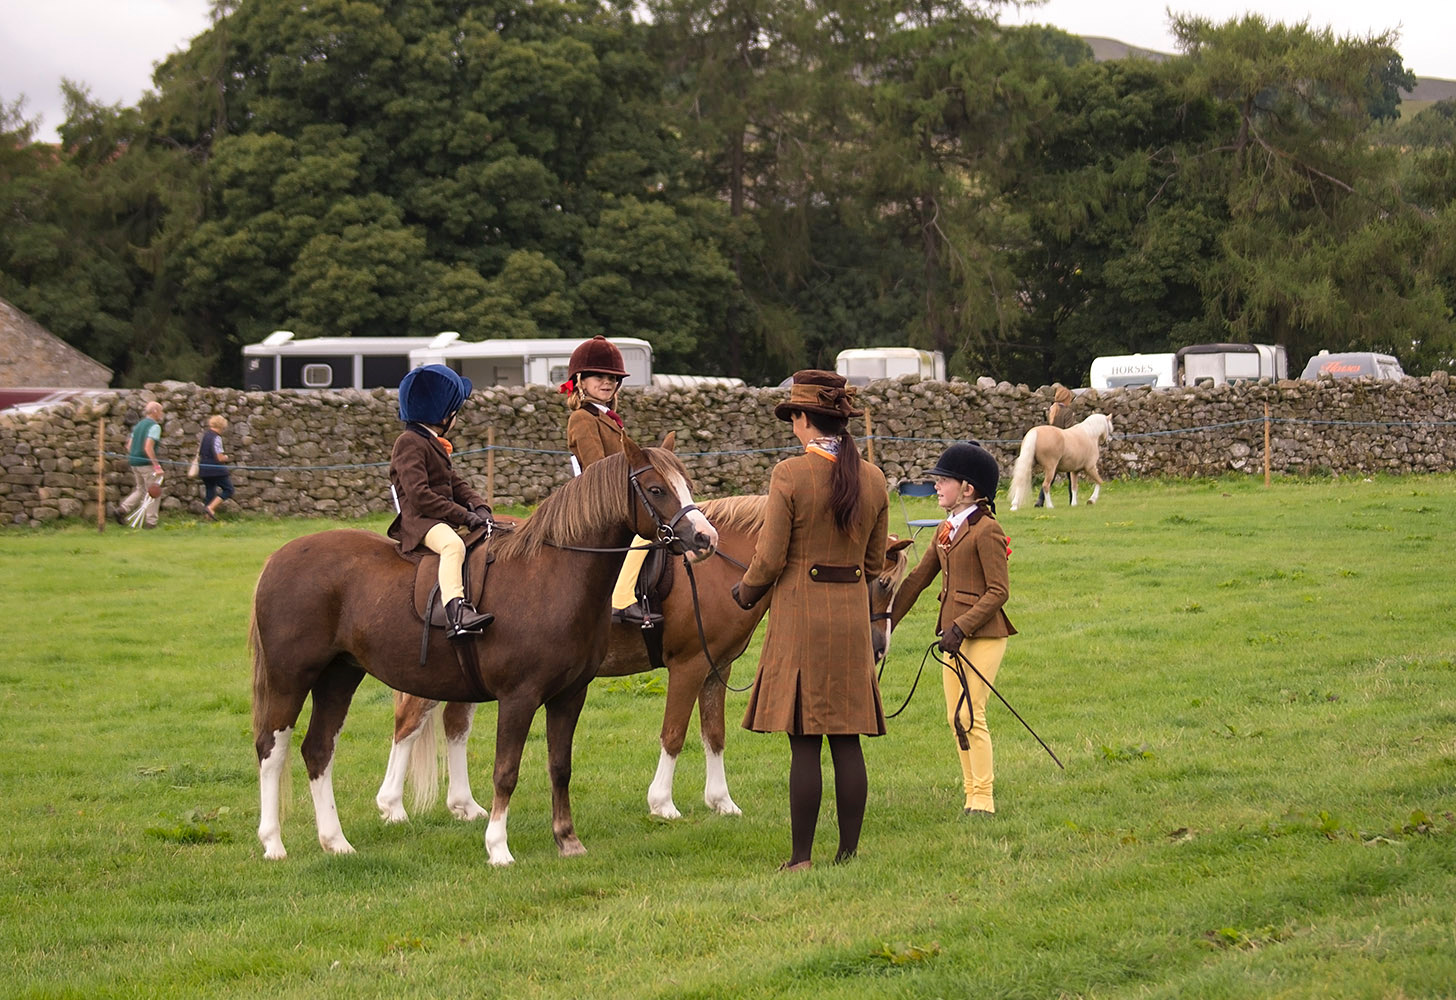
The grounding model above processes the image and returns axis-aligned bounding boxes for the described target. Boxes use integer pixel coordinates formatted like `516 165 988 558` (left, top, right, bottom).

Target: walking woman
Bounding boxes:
199 415 234 521
732 370 889 870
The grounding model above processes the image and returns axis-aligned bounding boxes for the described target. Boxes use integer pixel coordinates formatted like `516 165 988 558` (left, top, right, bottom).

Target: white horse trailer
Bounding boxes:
1176 343 1287 385
835 348 946 382
242 331 445 390
408 336 653 388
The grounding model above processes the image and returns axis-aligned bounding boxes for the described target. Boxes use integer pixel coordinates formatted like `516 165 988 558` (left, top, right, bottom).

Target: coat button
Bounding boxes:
810 568 818 577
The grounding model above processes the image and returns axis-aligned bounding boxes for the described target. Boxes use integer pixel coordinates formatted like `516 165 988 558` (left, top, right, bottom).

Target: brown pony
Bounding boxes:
375 496 915 825
250 437 718 865
1007 413 1113 511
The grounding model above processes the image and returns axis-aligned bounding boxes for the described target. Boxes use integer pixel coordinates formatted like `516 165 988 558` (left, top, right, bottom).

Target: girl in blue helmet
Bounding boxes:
388 364 494 639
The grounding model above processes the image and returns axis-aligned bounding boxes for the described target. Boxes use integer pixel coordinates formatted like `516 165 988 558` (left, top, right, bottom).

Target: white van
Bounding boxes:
409 335 653 388
1088 352 1177 389
1300 350 1405 380
835 347 946 383
1176 343 1287 385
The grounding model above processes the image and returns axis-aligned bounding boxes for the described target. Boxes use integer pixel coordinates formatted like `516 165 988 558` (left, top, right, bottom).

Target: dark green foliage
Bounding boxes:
1 2 1452 387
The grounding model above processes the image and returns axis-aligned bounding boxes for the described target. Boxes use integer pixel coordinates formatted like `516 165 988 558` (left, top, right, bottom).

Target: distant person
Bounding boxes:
1046 384 1074 429
387 365 494 640
734 370 889 870
560 336 655 627
889 442 1015 818
115 400 165 529
199 415 234 521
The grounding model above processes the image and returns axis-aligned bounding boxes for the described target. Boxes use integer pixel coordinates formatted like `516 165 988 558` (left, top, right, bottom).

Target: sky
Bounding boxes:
3 0 1455 144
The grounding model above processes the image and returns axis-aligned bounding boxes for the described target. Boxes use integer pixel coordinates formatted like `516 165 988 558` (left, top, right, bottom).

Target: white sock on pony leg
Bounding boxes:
257 726 292 860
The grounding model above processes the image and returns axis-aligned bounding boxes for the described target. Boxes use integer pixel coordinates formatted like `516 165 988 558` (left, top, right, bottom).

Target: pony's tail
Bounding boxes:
405 699 442 814
1009 428 1039 510
250 574 290 818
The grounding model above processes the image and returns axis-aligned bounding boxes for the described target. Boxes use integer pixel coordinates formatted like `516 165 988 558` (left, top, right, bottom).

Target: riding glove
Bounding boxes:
938 623 966 654
731 580 770 610
463 509 491 531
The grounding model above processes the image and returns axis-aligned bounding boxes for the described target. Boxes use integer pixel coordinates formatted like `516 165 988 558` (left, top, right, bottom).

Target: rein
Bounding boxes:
680 553 756 693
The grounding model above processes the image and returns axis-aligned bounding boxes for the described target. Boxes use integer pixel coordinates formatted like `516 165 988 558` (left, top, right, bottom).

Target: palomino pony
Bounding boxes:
1008 412 1113 511
375 496 916 825
250 437 718 865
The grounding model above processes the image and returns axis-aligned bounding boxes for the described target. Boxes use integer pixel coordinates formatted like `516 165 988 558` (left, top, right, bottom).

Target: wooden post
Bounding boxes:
863 407 875 465
486 426 496 506
97 416 106 532
1263 403 1271 487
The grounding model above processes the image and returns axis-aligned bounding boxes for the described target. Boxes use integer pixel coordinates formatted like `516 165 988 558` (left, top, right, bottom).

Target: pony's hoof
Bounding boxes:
448 799 487 821
319 835 356 855
376 800 408 824
649 800 682 820
557 835 587 857
487 849 516 867
262 844 287 861
707 795 742 817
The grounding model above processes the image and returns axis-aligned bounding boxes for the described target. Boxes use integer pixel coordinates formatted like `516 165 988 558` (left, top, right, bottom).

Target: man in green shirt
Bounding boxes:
115 401 165 528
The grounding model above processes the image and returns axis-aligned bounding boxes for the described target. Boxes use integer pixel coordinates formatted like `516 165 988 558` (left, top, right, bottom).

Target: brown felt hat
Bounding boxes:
775 370 863 421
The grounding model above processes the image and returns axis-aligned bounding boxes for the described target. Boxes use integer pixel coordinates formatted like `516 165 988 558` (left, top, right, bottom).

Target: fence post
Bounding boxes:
1263 403 1271 487
486 425 496 506
864 407 875 465
97 416 106 532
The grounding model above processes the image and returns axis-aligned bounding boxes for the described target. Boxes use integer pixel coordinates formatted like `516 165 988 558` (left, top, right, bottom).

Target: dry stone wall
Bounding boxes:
1 374 1452 526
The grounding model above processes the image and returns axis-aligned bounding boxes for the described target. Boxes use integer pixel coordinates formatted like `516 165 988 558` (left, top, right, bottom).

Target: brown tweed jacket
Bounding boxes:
890 506 1016 640
741 451 889 736
386 425 488 555
567 405 627 469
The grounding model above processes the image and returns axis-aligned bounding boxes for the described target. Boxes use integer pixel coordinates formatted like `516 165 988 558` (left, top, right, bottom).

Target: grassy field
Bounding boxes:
2 475 1454 999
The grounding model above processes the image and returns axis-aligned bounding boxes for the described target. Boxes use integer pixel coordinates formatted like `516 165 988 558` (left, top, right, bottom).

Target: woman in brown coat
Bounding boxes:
889 442 1015 815
733 370 889 869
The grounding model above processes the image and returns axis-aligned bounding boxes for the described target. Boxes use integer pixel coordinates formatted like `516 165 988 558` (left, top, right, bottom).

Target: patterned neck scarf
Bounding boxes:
805 435 840 462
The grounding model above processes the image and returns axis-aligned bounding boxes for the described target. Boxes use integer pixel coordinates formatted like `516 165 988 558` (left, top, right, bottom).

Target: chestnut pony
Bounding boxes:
250 437 718 865
375 498 915 825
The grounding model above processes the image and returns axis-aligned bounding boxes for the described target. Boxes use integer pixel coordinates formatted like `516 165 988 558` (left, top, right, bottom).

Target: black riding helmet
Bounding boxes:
927 441 1000 509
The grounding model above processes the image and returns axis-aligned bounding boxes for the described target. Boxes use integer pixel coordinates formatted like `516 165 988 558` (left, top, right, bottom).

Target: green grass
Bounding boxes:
2 476 1454 999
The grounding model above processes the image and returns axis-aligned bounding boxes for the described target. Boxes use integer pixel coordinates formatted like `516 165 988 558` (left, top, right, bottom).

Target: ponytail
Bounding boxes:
806 413 862 533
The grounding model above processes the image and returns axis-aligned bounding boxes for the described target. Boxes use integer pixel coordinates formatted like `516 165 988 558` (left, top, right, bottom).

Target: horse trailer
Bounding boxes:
1089 344 1286 390
243 331 446 390
835 348 946 382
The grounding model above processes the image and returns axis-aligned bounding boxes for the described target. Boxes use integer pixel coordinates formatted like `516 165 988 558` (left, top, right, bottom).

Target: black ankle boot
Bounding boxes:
445 598 493 639
612 602 664 628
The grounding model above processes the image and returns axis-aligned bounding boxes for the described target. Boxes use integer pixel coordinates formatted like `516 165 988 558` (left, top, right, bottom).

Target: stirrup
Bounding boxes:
612 602 664 628
446 598 493 640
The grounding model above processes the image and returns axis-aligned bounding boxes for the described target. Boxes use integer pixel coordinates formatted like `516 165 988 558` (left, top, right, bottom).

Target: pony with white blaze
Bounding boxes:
1008 413 1113 511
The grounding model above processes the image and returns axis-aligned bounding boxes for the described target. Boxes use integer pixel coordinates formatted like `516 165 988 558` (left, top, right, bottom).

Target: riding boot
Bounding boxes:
612 601 664 628
446 598 493 640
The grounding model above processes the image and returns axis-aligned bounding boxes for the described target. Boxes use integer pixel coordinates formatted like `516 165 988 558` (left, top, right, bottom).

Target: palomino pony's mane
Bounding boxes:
698 495 766 535
493 447 692 560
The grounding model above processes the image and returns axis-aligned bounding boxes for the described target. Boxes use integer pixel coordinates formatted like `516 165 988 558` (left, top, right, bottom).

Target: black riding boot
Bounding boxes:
446 598 493 640
612 602 664 628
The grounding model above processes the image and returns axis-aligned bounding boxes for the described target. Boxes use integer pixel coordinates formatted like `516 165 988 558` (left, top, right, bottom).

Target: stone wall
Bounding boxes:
1 373 1452 526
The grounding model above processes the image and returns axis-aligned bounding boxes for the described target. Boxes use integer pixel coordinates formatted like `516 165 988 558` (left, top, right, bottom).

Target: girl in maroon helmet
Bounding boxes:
560 336 655 626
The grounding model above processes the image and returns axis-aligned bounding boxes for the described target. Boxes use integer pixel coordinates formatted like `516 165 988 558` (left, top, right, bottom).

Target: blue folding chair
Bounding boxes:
896 479 942 554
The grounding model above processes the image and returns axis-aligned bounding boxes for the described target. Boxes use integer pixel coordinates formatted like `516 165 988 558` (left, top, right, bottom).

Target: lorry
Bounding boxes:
1088 343 1287 389
243 331 654 390
835 347 946 383
1299 350 1405 380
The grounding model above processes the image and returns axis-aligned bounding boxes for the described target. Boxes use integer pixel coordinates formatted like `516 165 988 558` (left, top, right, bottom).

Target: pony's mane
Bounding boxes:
494 448 692 560
698 494 766 534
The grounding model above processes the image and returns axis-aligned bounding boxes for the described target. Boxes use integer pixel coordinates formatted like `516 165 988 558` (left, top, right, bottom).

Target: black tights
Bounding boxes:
787 733 867 865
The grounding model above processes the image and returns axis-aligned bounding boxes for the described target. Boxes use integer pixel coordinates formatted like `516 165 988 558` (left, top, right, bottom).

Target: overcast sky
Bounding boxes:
4 1 1454 144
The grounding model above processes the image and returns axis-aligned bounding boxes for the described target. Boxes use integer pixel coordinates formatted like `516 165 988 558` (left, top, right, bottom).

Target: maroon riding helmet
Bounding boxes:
568 336 629 380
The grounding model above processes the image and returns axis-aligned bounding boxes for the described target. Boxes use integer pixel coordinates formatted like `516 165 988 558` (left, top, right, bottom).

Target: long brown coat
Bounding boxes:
567 405 628 469
386 426 488 554
741 452 889 736
889 507 1016 639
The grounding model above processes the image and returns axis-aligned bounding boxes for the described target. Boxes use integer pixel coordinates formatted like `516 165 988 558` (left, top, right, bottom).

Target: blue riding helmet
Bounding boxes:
398 364 473 425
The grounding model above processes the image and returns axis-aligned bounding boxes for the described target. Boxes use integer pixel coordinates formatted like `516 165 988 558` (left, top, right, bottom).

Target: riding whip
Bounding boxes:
934 645 1064 770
